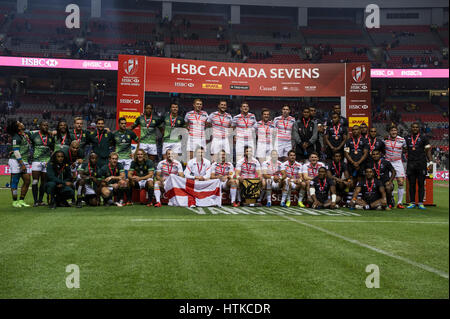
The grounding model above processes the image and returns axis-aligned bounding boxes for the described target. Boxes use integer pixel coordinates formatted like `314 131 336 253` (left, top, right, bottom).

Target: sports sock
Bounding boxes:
397 186 404 204
38 182 45 202
281 183 289 203
147 188 154 203
230 186 237 203
126 188 132 202
154 188 161 203
298 190 305 202
32 183 38 203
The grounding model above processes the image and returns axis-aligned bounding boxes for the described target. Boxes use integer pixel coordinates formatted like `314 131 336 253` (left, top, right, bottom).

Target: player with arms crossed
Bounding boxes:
280 150 304 208
207 100 233 160
233 102 257 162
76 152 102 208
308 167 339 209
162 102 185 159
31 121 55 206
366 149 396 208
131 103 163 161
254 108 274 163
384 126 406 209
128 149 155 207
273 105 296 162
7 120 32 207
154 149 185 207
210 149 238 206
262 149 283 207
235 146 263 207
350 167 389 211
99 152 128 207
185 98 208 160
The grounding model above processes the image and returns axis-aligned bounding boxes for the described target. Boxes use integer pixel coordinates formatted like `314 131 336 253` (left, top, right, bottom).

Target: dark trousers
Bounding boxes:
407 161 427 204
46 182 75 202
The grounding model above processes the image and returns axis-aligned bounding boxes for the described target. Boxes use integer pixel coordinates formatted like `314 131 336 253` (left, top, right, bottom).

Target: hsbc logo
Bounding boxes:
133 99 141 104
175 82 194 87
46 59 58 67
352 66 366 83
349 104 368 110
124 58 139 75
21 58 58 67
120 99 134 104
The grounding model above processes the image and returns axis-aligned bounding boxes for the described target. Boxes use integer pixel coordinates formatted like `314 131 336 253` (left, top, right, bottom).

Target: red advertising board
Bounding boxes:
345 63 372 128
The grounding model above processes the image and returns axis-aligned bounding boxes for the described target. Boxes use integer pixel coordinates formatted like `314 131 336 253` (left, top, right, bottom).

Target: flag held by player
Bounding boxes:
165 175 222 207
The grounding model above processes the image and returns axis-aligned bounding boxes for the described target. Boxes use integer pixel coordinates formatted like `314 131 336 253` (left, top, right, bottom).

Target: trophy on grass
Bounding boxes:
241 178 262 207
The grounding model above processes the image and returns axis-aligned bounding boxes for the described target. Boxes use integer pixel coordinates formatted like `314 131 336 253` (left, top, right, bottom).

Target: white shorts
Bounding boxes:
118 159 132 171
210 138 230 155
277 142 292 158
8 159 22 174
137 179 152 189
236 139 255 156
163 142 182 154
391 160 405 178
140 143 158 156
85 184 96 196
187 137 206 152
32 161 47 173
265 178 280 191
255 142 273 160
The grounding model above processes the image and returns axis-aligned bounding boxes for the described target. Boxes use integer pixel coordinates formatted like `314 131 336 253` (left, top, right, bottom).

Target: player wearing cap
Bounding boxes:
273 105 296 162
404 122 432 210
232 102 257 162
308 167 339 209
210 149 238 206
154 149 185 207
185 98 208 160
350 167 389 211
262 150 283 207
207 100 233 159
131 103 163 162
254 108 274 163
128 149 155 207
280 150 305 207
384 126 406 209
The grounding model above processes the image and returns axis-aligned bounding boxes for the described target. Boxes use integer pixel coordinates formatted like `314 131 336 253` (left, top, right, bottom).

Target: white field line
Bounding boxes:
280 214 449 280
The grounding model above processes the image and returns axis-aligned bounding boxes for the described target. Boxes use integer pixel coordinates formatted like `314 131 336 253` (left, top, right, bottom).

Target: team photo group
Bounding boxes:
7 97 432 210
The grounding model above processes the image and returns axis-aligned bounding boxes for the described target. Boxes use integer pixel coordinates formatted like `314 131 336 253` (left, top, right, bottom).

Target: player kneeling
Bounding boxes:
262 150 283 207
76 152 102 208
349 167 389 211
308 167 340 209
154 149 184 207
99 152 128 207
211 149 238 205
280 150 305 207
46 150 75 209
128 149 156 206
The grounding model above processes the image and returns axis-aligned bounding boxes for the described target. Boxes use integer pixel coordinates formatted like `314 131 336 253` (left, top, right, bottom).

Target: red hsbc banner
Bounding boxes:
116 55 146 130
144 57 346 97
345 63 371 128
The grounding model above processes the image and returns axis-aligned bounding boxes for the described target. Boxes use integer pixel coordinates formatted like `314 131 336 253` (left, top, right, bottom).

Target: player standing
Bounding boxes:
210 149 238 206
54 120 71 152
280 150 305 207
254 108 274 163
185 98 209 160
207 100 233 160
232 102 257 162
344 125 369 184
292 107 318 161
86 117 114 169
323 112 348 160
404 122 432 210
69 117 87 156
154 149 185 207
162 102 185 159
366 127 385 157
131 103 163 161
7 120 32 207
384 126 406 209
273 105 296 162
262 150 283 207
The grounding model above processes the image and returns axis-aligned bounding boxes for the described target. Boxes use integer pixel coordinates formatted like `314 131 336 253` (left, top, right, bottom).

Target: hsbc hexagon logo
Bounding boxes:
46 59 58 67
124 58 139 75
352 65 366 83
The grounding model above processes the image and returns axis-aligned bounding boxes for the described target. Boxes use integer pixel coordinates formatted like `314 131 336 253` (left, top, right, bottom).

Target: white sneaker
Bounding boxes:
355 204 363 210
189 204 196 208
115 202 123 207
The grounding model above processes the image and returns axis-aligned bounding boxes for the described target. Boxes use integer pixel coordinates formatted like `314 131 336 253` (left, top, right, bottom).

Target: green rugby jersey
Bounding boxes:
10 132 32 163
69 129 87 153
99 162 125 184
133 114 163 144
162 113 185 143
113 129 138 160
129 159 155 177
30 132 55 163
62 147 84 165
78 162 100 187
54 133 71 152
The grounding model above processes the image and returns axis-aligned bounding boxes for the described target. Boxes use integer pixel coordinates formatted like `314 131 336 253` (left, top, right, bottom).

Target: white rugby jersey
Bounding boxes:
262 159 283 177
281 160 303 179
254 120 274 146
184 110 208 139
156 159 183 178
232 113 257 141
384 136 406 162
207 111 233 139
301 161 326 179
184 158 211 179
211 161 234 177
236 157 261 178
273 115 296 143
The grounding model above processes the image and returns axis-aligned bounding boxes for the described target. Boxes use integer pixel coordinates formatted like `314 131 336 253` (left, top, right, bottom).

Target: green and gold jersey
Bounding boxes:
30 132 55 163
134 114 163 144
162 113 185 143
129 159 154 177
62 148 84 165
69 129 87 153
86 129 114 159
11 132 32 163
113 129 138 160
99 162 125 184
54 133 71 152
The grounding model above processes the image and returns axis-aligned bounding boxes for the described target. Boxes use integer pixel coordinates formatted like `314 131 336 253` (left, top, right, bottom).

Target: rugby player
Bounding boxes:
210 149 238 206
69 117 87 155
308 167 339 209
113 117 140 173
54 120 71 151
366 127 385 156
292 107 318 161
384 126 406 209
154 149 185 207
207 100 233 159
273 104 296 161
235 146 263 207
254 108 274 163
232 102 257 162
131 103 163 161
185 98 208 160
326 152 352 199
366 149 396 208
344 125 369 184
185 146 212 181
162 102 185 159
324 112 348 160
128 149 155 207
350 167 389 211
76 152 102 208
262 149 283 207
280 150 305 208
99 152 128 207
86 117 114 169
46 150 74 209
301 151 326 204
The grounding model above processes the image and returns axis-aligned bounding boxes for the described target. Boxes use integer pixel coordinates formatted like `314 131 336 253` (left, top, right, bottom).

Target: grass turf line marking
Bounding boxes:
131 218 291 222
280 214 450 280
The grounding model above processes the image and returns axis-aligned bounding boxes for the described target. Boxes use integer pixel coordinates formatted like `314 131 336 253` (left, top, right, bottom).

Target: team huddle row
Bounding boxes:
6 98 432 210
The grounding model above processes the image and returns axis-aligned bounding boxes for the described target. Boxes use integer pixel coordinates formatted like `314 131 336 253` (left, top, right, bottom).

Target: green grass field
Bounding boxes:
0 175 448 299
